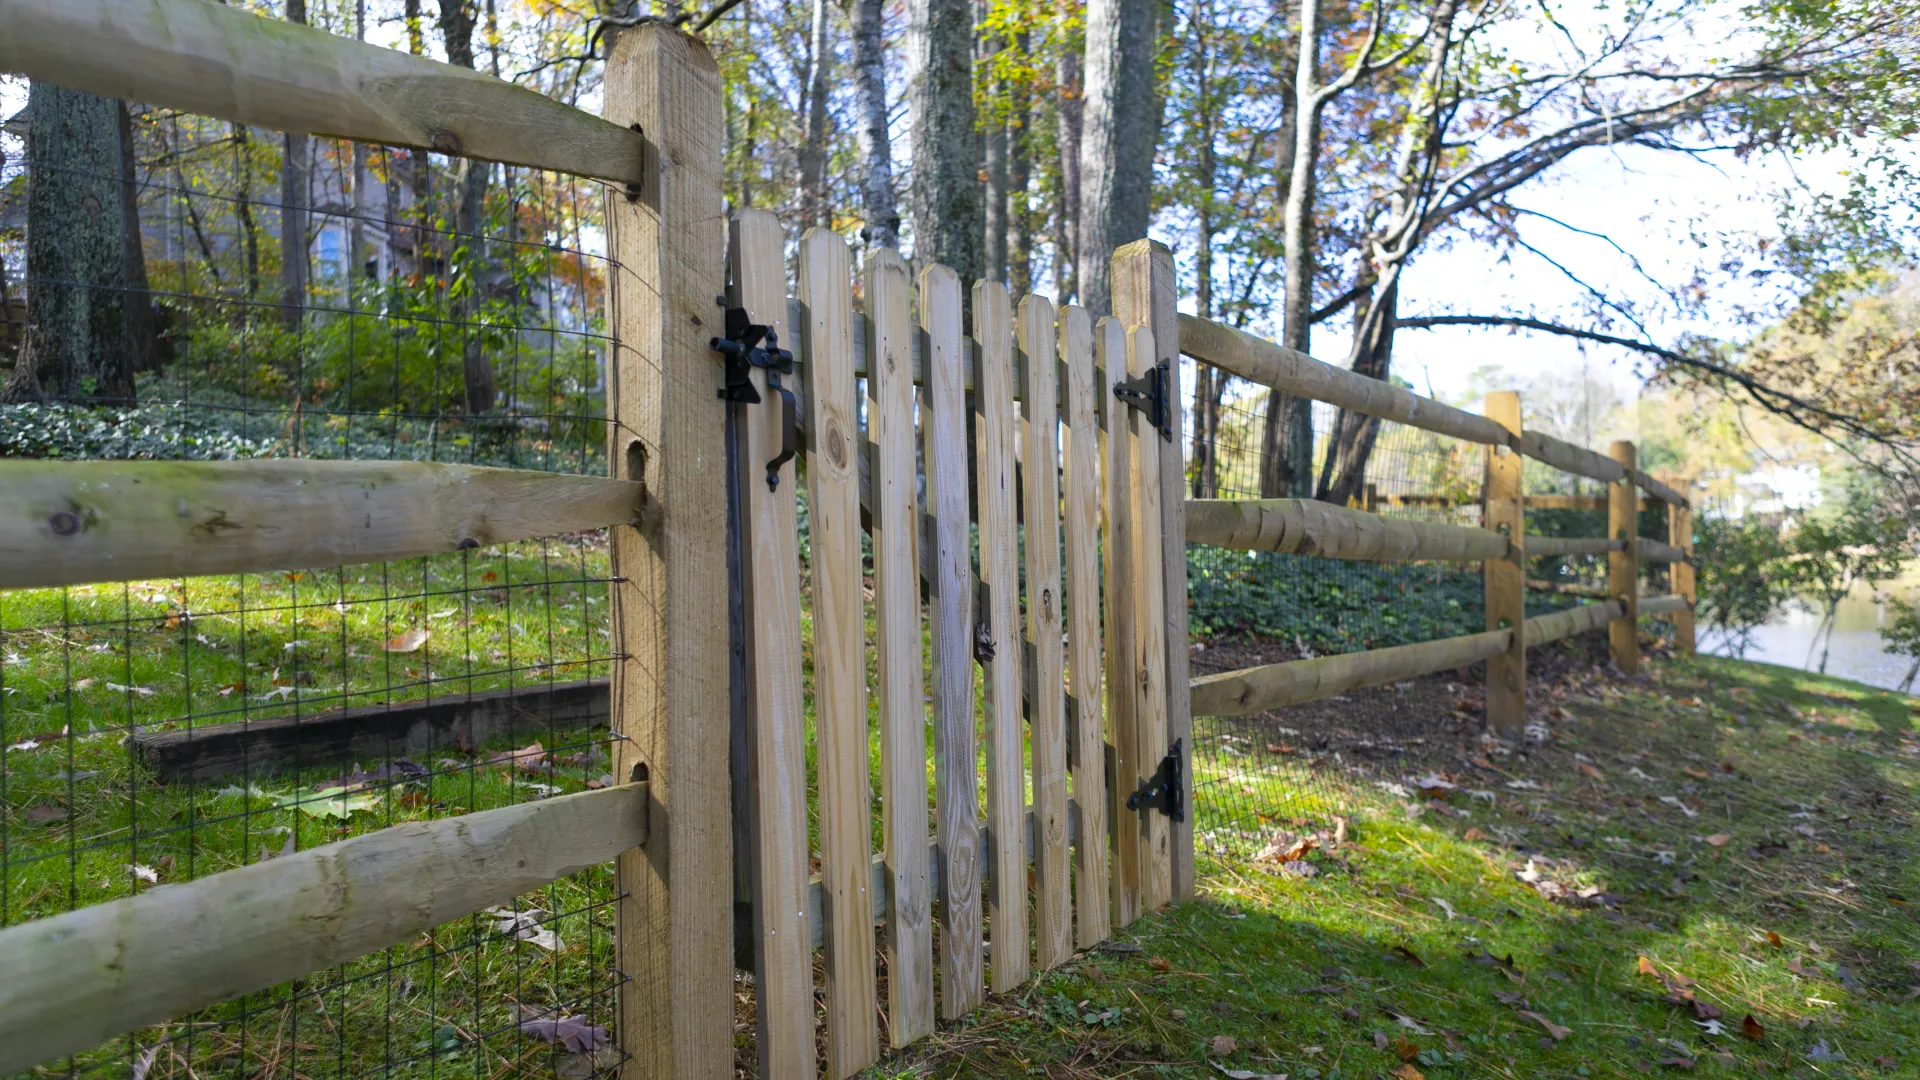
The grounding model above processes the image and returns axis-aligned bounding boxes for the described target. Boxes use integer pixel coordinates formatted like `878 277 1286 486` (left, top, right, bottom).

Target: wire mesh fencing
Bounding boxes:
1180 361 1608 863
2 91 630 1079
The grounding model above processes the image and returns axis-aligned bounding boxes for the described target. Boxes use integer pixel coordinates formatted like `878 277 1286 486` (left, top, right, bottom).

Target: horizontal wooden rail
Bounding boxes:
1634 471 1689 508
0 0 644 183
1519 430 1624 486
1178 315 1512 447
1639 593 1690 616
1636 537 1688 563
1186 498 1507 562
0 783 649 1074
1190 628 1512 718
1526 577 1610 599
1526 535 1625 557
0 460 642 590
1523 600 1624 648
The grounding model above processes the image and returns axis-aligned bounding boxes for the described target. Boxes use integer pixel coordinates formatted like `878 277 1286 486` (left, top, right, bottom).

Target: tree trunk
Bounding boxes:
909 0 982 282
440 0 496 416
852 0 900 247
1008 43 1032 298
3 83 139 403
1191 6 1217 497
280 0 310 331
984 108 1008 282
1900 656 1918 694
1260 0 1321 498
1319 277 1395 505
1054 41 1082 302
118 103 159 376
1076 0 1156 315
350 0 369 281
798 0 833 229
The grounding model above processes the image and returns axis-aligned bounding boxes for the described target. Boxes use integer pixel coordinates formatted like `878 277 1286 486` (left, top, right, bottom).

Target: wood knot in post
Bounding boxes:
48 511 81 537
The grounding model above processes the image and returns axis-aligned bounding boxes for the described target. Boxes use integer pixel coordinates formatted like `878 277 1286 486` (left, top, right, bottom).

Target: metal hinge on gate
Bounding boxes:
1126 739 1185 822
711 307 798 490
1113 360 1172 441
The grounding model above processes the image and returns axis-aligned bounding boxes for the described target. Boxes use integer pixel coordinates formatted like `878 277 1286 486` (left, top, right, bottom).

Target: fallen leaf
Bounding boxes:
1209 1034 1237 1055
1256 831 1319 863
1393 945 1427 968
1638 956 1661 978
1787 956 1807 976
515 1007 608 1053
1741 1015 1765 1040
128 863 158 884
1658 1054 1696 1069
130 1045 160 1080
1463 826 1488 842
1389 1066 1425 1080
1682 766 1708 779
1520 1011 1571 1041
383 628 432 653
1694 1018 1727 1036
1392 1035 1421 1061
1765 931 1782 948
23 804 68 825
1705 834 1731 847
1210 1064 1285 1080
1148 956 1173 972
1578 762 1606 781
1805 1039 1844 1062
489 742 548 774
275 786 378 819
491 907 561 951
71 677 97 692
106 682 155 697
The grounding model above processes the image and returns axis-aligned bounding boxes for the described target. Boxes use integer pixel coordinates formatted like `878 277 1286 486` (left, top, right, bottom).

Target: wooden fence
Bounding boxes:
0 2 1701 1077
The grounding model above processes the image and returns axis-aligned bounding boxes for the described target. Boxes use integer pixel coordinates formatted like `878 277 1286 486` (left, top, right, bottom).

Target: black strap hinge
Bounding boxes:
1113 360 1172 441
711 307 797 491
1126 738 1185 822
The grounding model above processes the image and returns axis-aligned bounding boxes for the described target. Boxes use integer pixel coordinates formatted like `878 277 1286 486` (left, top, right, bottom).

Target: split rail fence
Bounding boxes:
0 2 1700 1078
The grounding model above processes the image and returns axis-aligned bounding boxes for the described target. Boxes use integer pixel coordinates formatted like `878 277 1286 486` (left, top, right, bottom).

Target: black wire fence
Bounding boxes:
3 92 627 1079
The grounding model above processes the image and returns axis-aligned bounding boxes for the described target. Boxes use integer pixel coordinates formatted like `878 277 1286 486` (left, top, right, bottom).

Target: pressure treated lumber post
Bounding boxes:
1608 440 1640 674
1669 480 1696 655
602 26 732 1080
1483 391 1525 735
1112 239 1193 904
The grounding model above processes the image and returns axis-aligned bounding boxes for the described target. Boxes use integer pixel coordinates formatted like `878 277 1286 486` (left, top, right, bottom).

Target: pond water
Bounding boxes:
1704 579 1919 693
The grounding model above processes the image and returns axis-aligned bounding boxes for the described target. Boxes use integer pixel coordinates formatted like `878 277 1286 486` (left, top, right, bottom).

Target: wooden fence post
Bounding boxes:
1670 481 1696 655
1483 391 1525 734
1608 440 1640 674
602 25 733 1080
1111 240 1193 904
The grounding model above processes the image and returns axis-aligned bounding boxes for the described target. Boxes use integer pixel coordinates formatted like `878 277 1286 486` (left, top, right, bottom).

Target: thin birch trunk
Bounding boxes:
853 0 900 247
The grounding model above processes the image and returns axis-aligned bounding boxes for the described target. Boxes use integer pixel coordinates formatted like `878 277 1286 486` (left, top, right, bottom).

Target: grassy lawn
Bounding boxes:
867 655 1920 1078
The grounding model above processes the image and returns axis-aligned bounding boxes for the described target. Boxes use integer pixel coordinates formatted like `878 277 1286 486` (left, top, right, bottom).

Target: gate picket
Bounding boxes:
728 210 814 1076
1059 305 1110 949
1018 295 1072 971
867 248 936 1045
918 264 985 1020
1098 315 1142 928
798 227 880 1076
973 280 1031 992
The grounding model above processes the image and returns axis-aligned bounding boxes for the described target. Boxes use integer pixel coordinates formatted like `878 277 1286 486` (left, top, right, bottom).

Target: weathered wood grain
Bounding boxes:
0 460 641 590
1526 536 1626 557
974 280 1030 992
917 263 984 1020
1179 314 1512 447
799 228 880 1076
0 0 644 183
1098 316 1142 929
1670 494 1697 654
1483 391 1526 735
1190 629 1514 718
1018 294 1072 971
1522 601 1625 647
1115 241 1194 903
868 247 936 1044
0 783 649 1076
1635 536 1688 564
1059 304 1110 950
1638 593 1690 616
1609 442 1641 675
1126 325 1173 912
1185 498 1508 562
602 27 732 1080
730 210 814 1077
1519 429 1626 486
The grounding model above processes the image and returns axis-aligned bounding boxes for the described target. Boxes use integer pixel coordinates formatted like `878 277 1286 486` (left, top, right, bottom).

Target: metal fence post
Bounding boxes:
1608 441 1640 674
1483 391 1525 734
602 25 734 1080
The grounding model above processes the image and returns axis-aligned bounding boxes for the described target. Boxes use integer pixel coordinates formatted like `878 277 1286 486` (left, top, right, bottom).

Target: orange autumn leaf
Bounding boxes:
383 628 431 653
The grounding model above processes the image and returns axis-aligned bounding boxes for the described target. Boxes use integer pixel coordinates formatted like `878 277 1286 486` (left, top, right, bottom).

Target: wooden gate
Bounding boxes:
714 211 1191 1076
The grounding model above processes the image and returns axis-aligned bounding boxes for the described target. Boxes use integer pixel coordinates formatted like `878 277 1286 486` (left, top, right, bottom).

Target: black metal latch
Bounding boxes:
1113 360 1172 441
1126 738 1185 822
711 307 797 490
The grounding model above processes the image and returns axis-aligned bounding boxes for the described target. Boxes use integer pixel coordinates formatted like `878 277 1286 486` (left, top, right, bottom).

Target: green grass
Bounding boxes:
865 656 1920 1078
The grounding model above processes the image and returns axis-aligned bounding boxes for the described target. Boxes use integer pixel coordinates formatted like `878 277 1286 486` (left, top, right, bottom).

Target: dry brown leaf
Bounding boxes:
1682 766 1709 779
1765 931 1783 948
1741 1014 1765 1040
1578 762 1606 781
1392 1035 1420 1061
489 741 547 773
23 804 67 825
1209 1034 1237 1055
1520 1011 1571 1041
1705 834 1732 847
1148 956 1173 972
382 628 431 653
1637 956 1660 979
1389 1065 1426 1080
